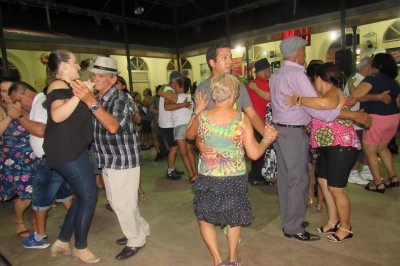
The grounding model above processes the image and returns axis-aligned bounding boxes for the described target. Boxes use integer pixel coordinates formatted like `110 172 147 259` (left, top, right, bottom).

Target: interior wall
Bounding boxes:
4 18 400 93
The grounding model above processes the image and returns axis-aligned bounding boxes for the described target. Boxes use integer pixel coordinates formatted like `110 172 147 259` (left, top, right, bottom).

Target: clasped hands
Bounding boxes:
70 80 95 105
262 124 278 145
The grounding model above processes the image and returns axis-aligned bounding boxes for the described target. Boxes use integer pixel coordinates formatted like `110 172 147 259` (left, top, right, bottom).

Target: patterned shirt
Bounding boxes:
93 87 140 170
198 111 246 177
310 102 360 150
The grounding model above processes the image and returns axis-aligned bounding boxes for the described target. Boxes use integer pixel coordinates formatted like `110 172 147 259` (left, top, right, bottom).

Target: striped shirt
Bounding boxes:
93 87 140 170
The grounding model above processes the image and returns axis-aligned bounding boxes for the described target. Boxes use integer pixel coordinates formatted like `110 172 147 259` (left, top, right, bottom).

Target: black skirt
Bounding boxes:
192 174 254 227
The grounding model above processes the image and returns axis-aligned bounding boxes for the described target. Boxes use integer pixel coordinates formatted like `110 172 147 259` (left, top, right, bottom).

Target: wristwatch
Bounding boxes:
89 103 99 112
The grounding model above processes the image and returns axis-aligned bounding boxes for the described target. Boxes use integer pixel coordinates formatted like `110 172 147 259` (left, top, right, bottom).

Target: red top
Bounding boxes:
246 76 270 120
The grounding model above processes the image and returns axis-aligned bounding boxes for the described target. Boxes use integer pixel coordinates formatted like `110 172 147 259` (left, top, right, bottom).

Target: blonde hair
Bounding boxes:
210 73 240 103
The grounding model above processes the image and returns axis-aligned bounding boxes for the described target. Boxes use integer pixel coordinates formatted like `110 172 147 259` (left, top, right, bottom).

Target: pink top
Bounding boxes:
310 103 360 149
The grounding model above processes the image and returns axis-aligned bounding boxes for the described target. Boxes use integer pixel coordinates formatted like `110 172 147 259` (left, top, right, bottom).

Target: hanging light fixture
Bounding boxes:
134 1 144 15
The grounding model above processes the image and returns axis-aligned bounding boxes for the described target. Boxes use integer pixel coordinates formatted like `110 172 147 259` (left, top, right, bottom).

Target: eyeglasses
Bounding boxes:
236 92 240 99
1 89 8 93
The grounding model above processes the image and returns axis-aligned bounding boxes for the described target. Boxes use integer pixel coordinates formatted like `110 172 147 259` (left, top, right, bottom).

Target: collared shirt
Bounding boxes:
93 87 140 170
29 93 47 158
195 76 252 112
270 60 339 126
247 75 269 120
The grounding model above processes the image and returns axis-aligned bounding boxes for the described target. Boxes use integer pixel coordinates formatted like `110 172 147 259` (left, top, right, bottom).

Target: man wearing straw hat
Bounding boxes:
71 56 150 261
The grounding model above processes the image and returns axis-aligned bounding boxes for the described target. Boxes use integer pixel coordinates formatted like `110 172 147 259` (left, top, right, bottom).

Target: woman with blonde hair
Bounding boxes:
187 73 278 265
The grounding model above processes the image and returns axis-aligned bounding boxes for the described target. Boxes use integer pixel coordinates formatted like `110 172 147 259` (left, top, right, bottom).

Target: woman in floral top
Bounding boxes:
286 63 361 243
186 73 277 266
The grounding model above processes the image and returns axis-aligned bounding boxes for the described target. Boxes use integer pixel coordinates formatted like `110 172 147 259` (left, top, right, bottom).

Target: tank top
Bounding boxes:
198 111 246 177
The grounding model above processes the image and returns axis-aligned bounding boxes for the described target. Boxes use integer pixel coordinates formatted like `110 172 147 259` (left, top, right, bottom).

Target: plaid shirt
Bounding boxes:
93 87 140 170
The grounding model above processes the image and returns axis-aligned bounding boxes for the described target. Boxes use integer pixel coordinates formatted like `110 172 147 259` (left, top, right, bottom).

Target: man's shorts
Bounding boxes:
32 158 72 211
174 124 187 140
161 127 177 147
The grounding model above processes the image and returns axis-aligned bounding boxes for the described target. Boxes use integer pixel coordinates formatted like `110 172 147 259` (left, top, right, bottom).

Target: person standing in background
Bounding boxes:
246 58 271 186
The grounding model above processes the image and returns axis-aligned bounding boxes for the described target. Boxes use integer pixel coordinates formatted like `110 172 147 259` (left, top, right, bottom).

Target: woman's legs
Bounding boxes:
177 139 196 178
328 186 351 238
363 144 385 189
55 153 97 251
226 225 241 263
377 143 398 183
14 199 31 237
186 142 197 177
199 221 223 266
317 178 338 230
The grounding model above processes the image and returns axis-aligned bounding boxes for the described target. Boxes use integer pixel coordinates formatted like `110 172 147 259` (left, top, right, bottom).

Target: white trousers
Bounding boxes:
102 167 150 247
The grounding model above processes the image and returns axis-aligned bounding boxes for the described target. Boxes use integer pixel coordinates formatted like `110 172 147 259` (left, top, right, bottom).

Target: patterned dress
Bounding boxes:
261 103 277 180
192 111 254 227
0 109 38 201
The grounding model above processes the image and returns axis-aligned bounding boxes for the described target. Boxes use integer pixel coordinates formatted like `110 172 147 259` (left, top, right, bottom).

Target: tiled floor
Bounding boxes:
1 137 399 266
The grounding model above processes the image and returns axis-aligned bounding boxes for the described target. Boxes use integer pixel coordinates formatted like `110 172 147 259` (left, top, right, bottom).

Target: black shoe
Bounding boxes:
284 231 321 241
115 245 145 260
174 169 184 175
249 180 266 186
105 203 114 212
116 237 127 245
166 171 181 180
302 221 310 228
154 153 165 161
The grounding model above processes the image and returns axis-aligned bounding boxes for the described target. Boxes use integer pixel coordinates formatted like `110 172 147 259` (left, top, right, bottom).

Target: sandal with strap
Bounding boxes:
327 226 353 242
139 192 148 202
365 181 385 193
316 221 339 234
385 176 399 188
13 219 30 238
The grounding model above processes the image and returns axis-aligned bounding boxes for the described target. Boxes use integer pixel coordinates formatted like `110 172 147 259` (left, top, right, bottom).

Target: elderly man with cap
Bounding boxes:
270 36 371 241
247 58 272 185
158 71 192 180
71 56 150 260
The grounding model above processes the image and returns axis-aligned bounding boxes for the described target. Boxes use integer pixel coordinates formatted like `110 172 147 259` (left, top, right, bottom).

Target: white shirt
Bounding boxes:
344 72 364 130
172 93 193 127
158 86 174 128
29 93 47 158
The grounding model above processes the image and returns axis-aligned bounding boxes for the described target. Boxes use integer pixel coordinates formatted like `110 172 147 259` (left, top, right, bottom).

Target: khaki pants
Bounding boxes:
103 167 150 247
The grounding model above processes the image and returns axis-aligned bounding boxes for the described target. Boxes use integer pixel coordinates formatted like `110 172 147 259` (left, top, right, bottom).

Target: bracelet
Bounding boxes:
296 96 302 107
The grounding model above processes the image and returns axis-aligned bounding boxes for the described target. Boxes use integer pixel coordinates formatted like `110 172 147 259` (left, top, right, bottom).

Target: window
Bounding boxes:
130 57 149 93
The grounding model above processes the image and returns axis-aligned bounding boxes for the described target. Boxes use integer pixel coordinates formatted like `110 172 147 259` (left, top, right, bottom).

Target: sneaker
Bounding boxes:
23 233 50 249
166 171 181 180
348 170 369 185
360 166 373 181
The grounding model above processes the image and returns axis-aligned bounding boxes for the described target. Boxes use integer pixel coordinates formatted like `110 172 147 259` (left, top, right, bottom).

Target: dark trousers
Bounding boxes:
56 152 98 249
248 129 265 182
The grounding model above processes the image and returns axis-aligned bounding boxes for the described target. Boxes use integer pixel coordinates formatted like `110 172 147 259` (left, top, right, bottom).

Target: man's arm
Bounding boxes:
164 98 192 111
243 105 265 135
339 109 372 128
248 82 270 101
71 80 120 134
357 90 391 104
6 104 46 137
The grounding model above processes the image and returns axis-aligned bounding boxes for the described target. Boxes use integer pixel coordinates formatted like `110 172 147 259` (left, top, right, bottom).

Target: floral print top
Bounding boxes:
198 111 246 177
310 103 360 150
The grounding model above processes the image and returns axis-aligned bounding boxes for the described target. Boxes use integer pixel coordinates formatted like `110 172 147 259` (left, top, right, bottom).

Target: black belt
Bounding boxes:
274 123 306 129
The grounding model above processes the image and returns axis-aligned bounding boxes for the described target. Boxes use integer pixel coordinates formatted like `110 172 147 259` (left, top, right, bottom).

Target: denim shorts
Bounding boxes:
32 158 73 211
174 124 187 140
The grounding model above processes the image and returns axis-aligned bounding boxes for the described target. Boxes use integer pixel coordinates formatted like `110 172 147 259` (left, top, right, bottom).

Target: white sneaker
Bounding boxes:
348 170 369 185
360 166 373 181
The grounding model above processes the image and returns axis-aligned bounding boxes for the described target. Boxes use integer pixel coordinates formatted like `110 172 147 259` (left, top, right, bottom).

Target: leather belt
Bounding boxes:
274 123 306 129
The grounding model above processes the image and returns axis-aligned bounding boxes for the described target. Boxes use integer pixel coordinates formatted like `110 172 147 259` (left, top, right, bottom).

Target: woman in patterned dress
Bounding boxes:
0 78 38 238
285 63 362 242
186 73 278 266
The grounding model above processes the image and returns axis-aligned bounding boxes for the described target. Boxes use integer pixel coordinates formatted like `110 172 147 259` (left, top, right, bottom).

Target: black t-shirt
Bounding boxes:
360 73 400 115
43 88 93 169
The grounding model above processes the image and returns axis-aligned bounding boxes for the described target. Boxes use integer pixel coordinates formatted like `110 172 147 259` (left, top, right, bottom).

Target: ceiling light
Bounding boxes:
134 1 144 15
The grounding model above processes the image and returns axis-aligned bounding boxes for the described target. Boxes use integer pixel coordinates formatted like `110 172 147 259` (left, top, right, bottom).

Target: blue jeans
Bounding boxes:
55 152 97 249
32 158 72 211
